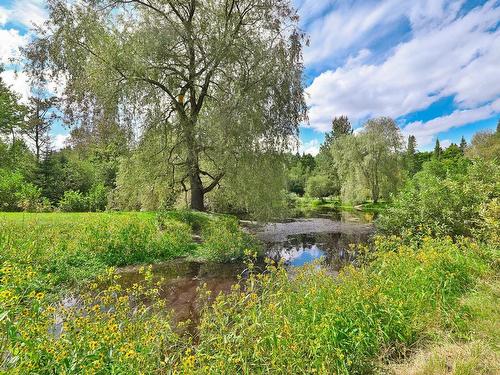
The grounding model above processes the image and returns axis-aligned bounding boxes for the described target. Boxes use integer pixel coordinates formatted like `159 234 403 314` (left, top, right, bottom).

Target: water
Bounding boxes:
114 209 374 323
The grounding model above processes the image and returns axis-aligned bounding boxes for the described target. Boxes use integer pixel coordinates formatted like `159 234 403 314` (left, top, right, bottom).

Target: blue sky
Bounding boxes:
1 0 499 152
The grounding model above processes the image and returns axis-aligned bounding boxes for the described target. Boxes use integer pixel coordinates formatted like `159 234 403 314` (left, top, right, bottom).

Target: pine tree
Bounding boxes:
434 139 442 158
405 135 417 175
459 136 467 153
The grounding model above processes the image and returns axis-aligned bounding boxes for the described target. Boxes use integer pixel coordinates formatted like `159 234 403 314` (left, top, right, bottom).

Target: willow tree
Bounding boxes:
332 117 403 203
35 0 305 211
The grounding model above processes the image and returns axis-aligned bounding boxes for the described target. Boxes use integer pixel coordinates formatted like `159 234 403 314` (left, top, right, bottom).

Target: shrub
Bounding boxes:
377 159 499 238
0 169 48 212
87 183 108 212
58 190 89 212
197 215 258 262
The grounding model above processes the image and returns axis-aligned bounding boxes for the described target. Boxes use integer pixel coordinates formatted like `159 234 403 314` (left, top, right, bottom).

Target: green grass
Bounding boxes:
0 211 257 290
1 212 497 373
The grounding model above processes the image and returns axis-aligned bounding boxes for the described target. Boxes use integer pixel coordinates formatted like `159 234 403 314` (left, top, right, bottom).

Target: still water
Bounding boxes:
114 209 375 323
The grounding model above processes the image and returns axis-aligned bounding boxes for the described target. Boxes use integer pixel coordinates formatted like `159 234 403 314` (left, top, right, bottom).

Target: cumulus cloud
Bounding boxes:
304 0 500 142
0 28 26 64
0 69 30 102
402 98 500 146
299 139 321 156
52 133 69 150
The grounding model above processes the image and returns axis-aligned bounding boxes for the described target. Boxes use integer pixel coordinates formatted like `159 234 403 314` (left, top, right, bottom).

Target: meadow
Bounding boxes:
1 211 498 373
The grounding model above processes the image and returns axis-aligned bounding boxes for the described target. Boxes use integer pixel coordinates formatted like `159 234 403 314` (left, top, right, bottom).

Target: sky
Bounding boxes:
1 0 499 153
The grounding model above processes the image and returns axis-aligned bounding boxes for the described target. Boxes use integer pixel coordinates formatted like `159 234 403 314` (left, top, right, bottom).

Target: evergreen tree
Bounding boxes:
405 135 417 175
434 139 442 158
459 136 467 153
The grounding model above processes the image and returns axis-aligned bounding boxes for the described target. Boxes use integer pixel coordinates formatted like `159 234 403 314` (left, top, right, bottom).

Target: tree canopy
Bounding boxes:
331 117 403 203
33 0 306 213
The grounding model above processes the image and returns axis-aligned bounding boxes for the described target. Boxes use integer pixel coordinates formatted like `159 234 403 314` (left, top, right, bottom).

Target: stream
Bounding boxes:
114 209 375 324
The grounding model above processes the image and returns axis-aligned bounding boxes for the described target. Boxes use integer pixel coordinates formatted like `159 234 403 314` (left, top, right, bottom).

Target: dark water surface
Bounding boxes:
114 209 375 323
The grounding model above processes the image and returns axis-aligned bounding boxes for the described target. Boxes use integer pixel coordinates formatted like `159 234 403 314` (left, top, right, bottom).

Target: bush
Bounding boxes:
58 190 89 212
0 169 49 212
377 159 499 238
87 183 108 212
197 215 258 262
305 174 336 199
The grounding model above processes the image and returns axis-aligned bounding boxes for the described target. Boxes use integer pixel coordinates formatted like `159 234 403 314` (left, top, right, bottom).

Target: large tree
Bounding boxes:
0 69 25 142
332 117 403 203
34 0 305 211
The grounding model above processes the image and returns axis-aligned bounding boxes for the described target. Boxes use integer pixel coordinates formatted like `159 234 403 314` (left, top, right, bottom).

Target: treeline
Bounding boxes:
287 115 500 204
0 69 128 212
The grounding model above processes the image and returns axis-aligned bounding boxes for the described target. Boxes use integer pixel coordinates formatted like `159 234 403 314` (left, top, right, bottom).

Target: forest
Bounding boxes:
1 0 499 374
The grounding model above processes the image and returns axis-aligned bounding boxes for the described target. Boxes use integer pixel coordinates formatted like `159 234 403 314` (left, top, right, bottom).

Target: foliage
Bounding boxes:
58 190 89 212
286 153 316 196
377 158 499 238
0 70 25 139
36 0 306 211
0 169 48 212
467 129 500 162
434 139 443 158
197 216 258 262
58 185 108 213
159 210 259 262
305 173 336 199
331 117 404 203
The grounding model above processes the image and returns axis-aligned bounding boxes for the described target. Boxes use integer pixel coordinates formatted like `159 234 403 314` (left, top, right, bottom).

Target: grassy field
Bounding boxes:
0 211 256 289
1 211 498 373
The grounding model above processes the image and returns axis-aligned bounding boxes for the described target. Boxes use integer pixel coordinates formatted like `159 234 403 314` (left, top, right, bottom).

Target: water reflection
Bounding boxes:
107 212 373 325
265 231 370 269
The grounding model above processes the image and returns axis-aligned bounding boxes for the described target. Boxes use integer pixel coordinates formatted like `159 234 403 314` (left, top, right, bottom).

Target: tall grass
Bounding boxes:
0 211 255 290
191 237 493 374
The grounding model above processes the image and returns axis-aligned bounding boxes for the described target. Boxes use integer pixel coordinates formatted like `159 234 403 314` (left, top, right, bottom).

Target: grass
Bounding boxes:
0 211 257 290
386 278 500 374
0 212 498 373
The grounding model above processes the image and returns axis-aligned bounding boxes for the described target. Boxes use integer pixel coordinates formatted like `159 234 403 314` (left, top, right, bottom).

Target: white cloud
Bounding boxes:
1 69 30 102
0 28 26 64
299 139 321 156
52 134 69 150
402 98 500 146
10 0 47 28
305 1 500 137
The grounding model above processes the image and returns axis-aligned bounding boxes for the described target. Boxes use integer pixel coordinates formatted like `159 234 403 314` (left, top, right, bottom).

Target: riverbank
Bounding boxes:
0 211 257 290
1 210 498 373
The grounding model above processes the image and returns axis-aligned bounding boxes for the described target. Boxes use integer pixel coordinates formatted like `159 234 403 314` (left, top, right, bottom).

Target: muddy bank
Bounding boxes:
256 218 373 242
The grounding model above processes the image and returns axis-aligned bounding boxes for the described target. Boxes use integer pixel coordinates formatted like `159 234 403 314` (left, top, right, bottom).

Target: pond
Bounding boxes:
114 209 375 324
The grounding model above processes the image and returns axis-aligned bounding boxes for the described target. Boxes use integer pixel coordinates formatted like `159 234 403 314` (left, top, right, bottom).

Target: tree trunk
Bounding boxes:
190 172 204 211
184 118 205 211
